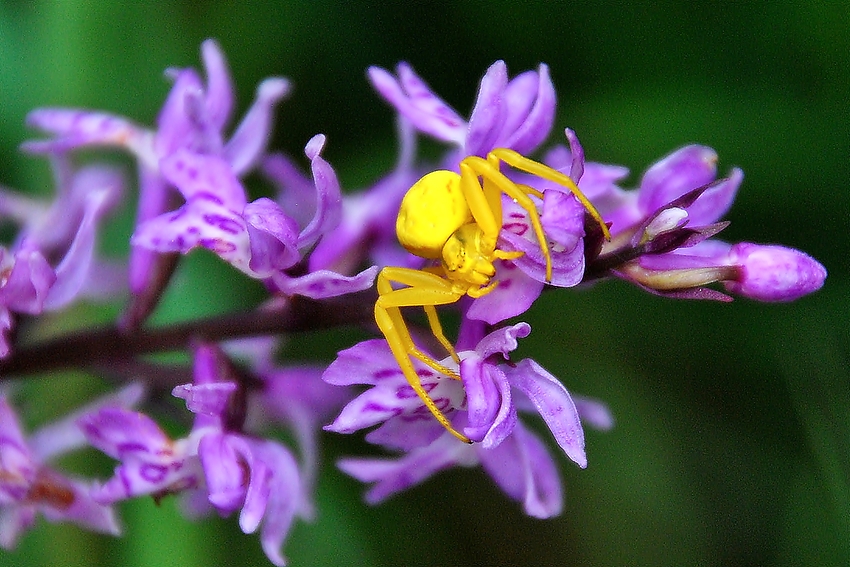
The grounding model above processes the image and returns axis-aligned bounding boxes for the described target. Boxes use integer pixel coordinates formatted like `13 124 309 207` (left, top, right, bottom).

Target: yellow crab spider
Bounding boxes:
375 148 609 443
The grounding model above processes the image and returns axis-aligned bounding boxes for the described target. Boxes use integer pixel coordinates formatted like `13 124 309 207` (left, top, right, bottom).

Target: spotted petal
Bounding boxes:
499 197 585 287
503 359 586 468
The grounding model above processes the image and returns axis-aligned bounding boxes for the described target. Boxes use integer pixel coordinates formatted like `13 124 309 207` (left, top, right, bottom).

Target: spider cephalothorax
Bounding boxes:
376 148 609 442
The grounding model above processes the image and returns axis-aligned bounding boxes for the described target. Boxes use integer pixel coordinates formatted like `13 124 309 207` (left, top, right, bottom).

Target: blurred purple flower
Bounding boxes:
81 344 306 566
24 39 288 178
23 39 290 300
224 336 355 520
0 182 118 357
180 344 305 567
0 385 142 548
78 405 206 505
256 365 352 520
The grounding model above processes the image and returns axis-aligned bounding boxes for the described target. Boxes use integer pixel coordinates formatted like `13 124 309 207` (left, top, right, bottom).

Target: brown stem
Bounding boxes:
0 290 376 380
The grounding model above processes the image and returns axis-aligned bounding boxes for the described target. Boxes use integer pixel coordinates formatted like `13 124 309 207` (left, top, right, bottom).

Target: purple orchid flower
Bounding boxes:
130 135 376 298
310 57 555 278
23 39 290 302
463 131 608 323
23 39 289 179
323 322 612 518
78 405 207 505
0 183 118 357
221 336 355 521
369 60 556 157
596 144 741 237
177 344 305 567
0 384 142 548
358 64 589 322
81 344 306 567
306 119 423 274
556 140 828 301
256 365 353 520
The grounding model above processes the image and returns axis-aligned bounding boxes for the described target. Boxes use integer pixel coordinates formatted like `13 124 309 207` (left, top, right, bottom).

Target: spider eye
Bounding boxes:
441 232 465 273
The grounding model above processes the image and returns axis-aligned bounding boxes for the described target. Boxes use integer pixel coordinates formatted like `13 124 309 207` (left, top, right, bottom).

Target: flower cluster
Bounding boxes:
0 40 826 565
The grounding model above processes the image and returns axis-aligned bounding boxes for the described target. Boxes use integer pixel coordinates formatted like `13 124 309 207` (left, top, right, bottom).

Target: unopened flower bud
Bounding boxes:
724 242 826 302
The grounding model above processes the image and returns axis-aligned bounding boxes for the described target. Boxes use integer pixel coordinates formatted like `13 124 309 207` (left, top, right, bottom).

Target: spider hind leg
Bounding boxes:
375 267 471 443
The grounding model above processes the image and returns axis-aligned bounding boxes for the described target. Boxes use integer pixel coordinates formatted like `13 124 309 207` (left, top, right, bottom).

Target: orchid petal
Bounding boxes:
501 64 556 154
368 64 466 146
466 263 543 324
225 78 291 176
504 359 586 468
338 433 476 504
270 266 378 299
465 60 507 156
479 423 563 518
296 134 342 249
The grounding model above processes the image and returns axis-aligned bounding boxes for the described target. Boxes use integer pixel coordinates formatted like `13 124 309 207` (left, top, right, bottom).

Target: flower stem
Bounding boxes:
0 291 375 379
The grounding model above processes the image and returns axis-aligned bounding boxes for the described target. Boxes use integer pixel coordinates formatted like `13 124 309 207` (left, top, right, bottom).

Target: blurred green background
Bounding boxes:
1 2 847 566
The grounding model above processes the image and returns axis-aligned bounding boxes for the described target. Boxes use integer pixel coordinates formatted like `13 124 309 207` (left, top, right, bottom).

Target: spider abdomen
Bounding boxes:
396 170 471 259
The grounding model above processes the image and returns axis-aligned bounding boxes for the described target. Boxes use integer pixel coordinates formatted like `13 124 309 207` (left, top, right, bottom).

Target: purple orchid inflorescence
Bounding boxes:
317 58 825 515
0 40 827 566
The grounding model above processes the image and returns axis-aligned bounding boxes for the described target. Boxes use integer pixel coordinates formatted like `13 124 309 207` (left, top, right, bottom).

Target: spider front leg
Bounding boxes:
375 267 471 443
459 156 555 282
489 148 611 240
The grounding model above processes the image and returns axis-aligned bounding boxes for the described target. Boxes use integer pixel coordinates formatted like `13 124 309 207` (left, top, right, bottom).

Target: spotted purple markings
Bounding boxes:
396 379 442 401
373 368 404 381
202 214 242 234
198 238 237 254
502 222 529 237
139 463 169 483
118 468 134 497
395 386 419 400
363 402 401 417
115 441 155 456
409 395 452 414
194 192 225 206
0 435 27 454
168 208 188 221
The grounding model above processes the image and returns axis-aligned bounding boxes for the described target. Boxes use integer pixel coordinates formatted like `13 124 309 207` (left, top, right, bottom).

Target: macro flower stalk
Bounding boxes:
0 40 827 565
